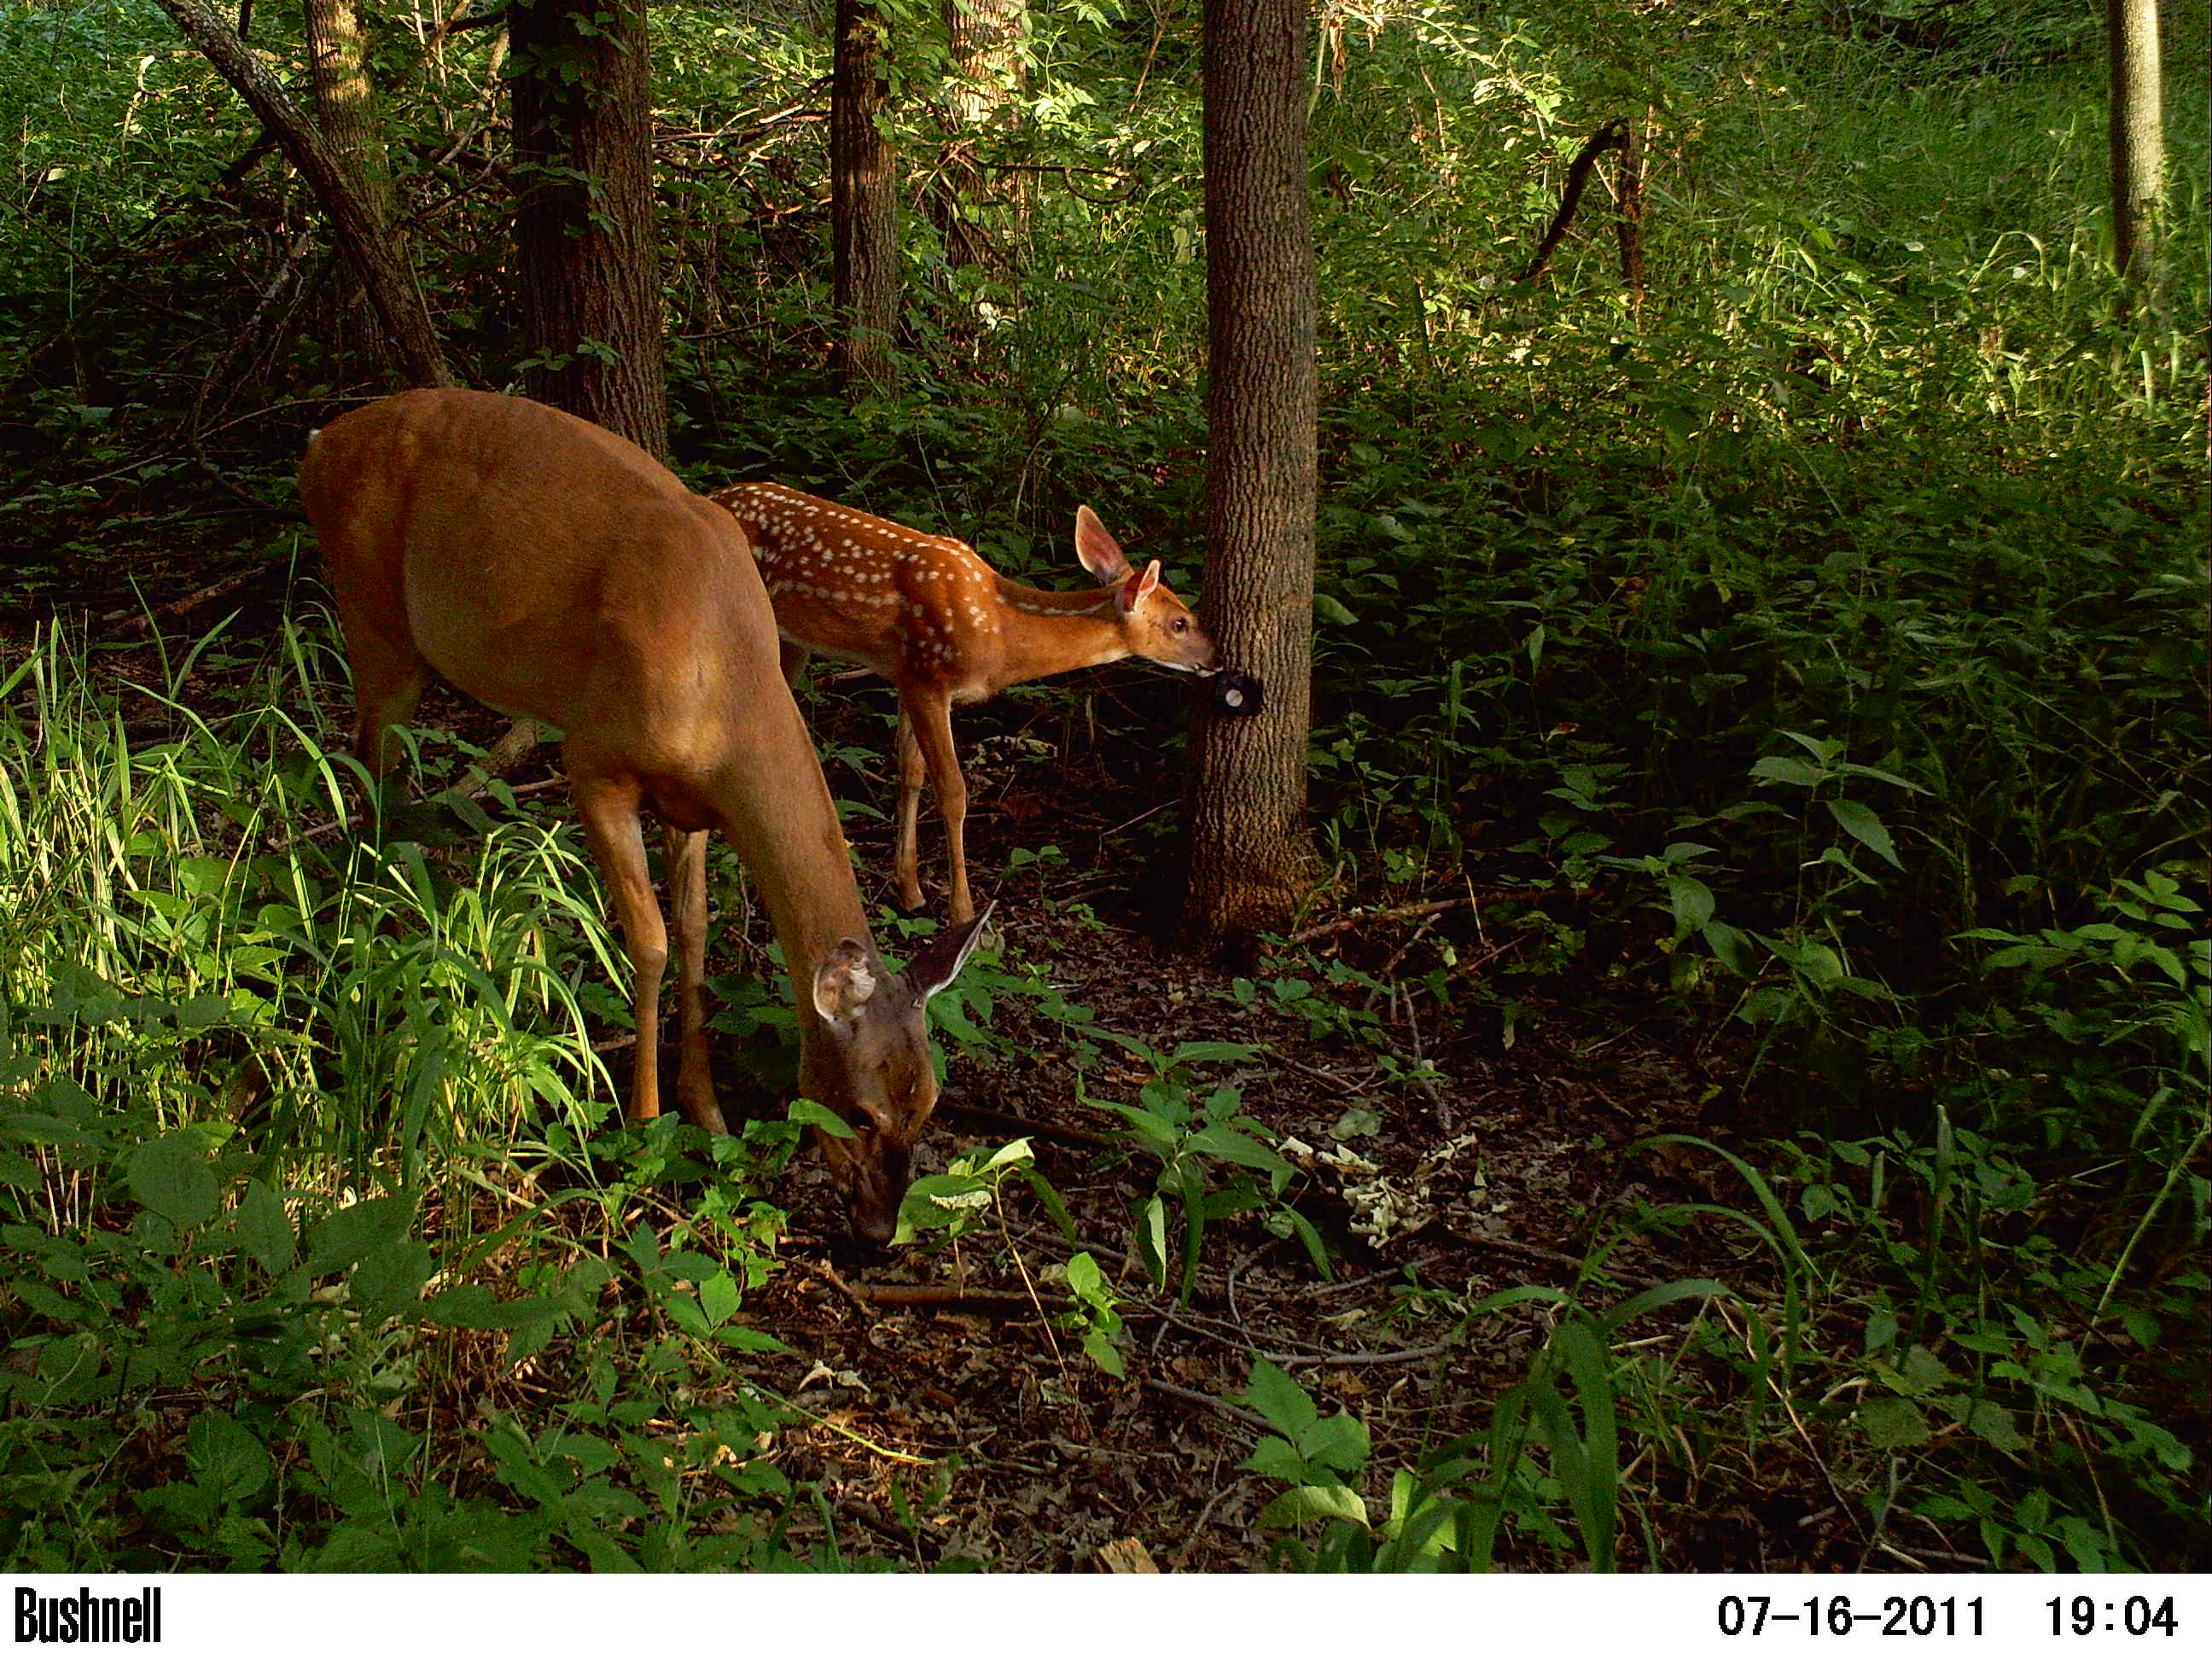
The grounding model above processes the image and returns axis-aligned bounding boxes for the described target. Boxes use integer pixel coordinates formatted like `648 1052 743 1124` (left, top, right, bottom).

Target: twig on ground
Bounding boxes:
810 1255 884 1320
1095 800 1173 841
1171 1478 1245 1572
830 1282 1068 1314
940 1101 1117 1150
1133 1298 1333 1359
1272 1342 1452 1370
1288 895 1470 946
1140 1377 1271 1434
1295 1253 1445 1295
1469 1235 1586 1271
1277 1055 1381 1094
102 564 282 638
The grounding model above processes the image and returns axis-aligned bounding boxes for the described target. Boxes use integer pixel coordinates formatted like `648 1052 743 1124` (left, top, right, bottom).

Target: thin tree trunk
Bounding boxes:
304 0 399 369
832 0 898 394
150 0 451 387
936 0 1025 268
1516 120 1627 286
1615 114 1645 309
509 0 667 457
1181 0 1319 947
2106 0 2163 307
303 0 396 234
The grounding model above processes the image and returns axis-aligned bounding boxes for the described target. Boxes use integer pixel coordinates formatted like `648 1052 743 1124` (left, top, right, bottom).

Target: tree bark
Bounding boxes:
832 0 899 394
509 0 667 456
935 0 1026 268
303 0 397 235
1181 0 1320 947
303 0 399 368
2106 0 2163 305
1615 114 1645 308
149 0 452 387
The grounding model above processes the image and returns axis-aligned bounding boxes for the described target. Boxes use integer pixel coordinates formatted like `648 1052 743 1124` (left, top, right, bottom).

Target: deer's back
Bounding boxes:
305 389 780 746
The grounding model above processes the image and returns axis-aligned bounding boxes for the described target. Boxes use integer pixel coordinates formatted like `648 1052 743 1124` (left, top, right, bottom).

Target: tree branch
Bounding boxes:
150 0 454 387
1516 119 1629 286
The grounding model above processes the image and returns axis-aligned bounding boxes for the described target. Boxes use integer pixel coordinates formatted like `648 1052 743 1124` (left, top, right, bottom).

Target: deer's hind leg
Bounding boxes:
665 824 727 1135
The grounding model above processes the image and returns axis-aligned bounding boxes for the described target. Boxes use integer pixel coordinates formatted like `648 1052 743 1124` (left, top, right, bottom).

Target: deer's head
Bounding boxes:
1074 506 1222 678
800 910 992 1243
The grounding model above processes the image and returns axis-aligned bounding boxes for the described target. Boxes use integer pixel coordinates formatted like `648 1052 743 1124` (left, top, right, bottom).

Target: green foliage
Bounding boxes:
891 1134 1037 1248
1 0 2204 1572
0 625 889 1571
1082 1033 1330 1301
1057 1250 1126 1379
1239 1279 1730 1571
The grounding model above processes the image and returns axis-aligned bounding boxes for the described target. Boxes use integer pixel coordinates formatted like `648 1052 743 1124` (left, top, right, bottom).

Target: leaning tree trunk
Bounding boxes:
2106 0 2164 310
150 0 451 387
1181 0 1320 947
832 0 899 394
509 0 667 456
935 0 1026 268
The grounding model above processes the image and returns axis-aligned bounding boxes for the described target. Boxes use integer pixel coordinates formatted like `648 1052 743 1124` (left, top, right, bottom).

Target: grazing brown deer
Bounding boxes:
302 389 989 1241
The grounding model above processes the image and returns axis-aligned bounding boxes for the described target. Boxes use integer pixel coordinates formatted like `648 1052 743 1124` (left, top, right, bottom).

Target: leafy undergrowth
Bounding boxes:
0 603 2202 1571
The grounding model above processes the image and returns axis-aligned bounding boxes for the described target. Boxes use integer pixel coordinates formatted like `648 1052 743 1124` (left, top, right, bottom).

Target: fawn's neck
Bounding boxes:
991 574 1131 684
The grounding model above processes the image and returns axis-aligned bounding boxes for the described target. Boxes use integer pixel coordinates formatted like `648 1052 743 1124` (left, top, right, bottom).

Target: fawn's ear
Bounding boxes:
812 939 879 1023
903 905 994 1002
1115 559 1162 616
1074 506 1133 583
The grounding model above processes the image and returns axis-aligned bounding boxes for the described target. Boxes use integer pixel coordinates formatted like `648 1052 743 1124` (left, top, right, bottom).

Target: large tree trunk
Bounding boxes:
832 0 899 394
2105 0 2163 305
1181 0 1319 947
150 0 451 387
935 0 1026 268
509 0 667 456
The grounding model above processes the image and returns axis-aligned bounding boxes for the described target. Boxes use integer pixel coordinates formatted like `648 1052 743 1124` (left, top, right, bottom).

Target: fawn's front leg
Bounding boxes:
904 689 973 924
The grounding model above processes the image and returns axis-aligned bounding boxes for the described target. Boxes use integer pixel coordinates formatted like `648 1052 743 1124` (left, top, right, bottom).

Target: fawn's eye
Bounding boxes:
1173 617 1188 632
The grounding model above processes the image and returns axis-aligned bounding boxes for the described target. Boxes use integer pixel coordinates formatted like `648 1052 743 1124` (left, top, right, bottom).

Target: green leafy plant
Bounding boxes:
1082 1034 1324 1301
1237 1280 1727 1572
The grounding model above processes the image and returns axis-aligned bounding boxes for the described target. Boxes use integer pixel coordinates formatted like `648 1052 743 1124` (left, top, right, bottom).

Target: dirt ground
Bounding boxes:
650 676 1844 1573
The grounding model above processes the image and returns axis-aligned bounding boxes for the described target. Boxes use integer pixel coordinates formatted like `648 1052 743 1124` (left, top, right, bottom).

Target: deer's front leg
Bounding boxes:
569 764 667 1124
905 689 973 925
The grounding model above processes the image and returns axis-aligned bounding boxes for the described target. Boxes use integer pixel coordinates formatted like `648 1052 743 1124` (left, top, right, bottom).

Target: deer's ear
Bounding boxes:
812 940 879 1022
904 905 994 1002
1074 506 1132 583
1116 558 1162 615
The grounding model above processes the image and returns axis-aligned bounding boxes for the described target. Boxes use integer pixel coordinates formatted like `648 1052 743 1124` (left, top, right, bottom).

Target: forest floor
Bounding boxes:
15 531 1862 1573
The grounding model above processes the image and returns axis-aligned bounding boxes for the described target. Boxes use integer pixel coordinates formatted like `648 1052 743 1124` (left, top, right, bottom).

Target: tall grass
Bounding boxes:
0 622 831 1569
0 619 615 1179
